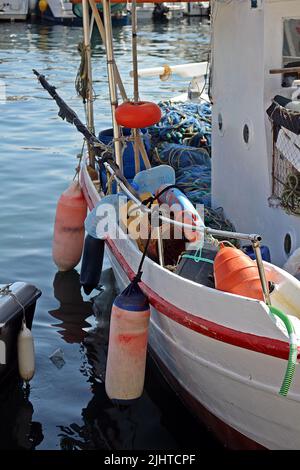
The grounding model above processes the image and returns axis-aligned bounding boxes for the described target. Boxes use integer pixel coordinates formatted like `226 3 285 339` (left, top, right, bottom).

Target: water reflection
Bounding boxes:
48 268 219 450
49 270 93 344
0 20 214 449
0 378 43 450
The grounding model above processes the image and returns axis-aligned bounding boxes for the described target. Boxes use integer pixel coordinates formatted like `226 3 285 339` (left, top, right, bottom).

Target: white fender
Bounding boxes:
17 322 35 382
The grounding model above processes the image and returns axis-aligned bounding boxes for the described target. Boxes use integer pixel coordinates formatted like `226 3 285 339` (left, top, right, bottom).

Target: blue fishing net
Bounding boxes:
148 100 212 151
146 102 235 232
152 142 212 206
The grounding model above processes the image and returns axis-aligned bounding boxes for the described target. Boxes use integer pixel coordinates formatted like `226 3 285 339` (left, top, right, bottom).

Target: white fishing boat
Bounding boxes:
0 0 29 20
127 2 184 21
35 0 300 450
35 0 129 26
184 1 210 17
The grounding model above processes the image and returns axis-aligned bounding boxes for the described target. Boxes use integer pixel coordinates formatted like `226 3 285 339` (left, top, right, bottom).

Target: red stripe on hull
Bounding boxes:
149 345 266 450
79 178 291 361
105 237 291 361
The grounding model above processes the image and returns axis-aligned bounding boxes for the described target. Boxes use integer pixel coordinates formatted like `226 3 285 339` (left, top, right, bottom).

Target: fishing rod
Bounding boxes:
33 69 140 198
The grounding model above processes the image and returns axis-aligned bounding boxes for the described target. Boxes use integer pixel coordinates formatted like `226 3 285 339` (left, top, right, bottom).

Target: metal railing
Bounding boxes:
102 160 271 305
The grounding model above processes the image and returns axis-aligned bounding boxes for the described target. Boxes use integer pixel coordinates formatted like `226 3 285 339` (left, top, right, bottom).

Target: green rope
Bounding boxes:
181 246 214 264
269 306 298 397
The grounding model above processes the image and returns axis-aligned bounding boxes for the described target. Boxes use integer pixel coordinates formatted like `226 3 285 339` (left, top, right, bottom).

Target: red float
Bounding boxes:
115 101 162 128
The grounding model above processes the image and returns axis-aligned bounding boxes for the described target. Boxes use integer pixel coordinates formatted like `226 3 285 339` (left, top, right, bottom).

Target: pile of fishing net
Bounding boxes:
148 100 235 233
153 142 211 206
148 100 211 152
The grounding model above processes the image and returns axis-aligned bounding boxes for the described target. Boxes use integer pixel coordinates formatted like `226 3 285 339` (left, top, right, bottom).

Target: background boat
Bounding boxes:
33 0 129 26
184 1 210 17
0 0 29 20
128 2 185 22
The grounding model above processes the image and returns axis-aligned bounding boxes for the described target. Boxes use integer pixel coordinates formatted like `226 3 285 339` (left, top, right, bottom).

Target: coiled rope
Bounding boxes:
281 173 300 215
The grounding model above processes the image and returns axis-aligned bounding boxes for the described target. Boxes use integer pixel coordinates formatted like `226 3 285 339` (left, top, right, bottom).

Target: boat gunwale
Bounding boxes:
80 160 294 362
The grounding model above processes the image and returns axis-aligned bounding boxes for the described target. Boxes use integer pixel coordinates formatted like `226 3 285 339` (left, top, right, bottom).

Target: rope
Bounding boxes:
159 64 172 82
281 173 300 215
75 42 89 103
181 247 214 264
0 284 26 322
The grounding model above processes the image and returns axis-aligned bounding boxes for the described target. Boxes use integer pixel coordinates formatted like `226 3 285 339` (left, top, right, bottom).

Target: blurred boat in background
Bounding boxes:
0 0 29 21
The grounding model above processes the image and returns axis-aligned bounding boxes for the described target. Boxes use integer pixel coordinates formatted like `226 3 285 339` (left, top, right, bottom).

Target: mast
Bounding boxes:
131 0 141 174
102 0 123 173
82 0 95 167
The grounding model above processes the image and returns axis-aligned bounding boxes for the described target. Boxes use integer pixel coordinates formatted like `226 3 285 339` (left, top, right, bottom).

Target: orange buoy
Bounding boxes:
105 280 150 402
214 245 271 301
52 181 87 271
115 101 162 128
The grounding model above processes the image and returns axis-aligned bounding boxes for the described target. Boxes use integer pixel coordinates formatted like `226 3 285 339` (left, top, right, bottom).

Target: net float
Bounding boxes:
115 101 162 128
214 245 273 301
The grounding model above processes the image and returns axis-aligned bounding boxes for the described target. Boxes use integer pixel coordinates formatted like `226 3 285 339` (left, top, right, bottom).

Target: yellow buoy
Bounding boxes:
17 320 35 382
38 0 48 13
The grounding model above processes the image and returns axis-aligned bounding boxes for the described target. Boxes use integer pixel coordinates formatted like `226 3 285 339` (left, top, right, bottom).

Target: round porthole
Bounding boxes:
218 113 224 135
243 124 250 144
284 233 292 256
242 121 254 148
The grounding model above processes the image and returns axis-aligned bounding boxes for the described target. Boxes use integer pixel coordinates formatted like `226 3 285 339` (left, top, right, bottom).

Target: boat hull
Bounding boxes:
148 345 264 450
80 161 300 450
106 240 300 450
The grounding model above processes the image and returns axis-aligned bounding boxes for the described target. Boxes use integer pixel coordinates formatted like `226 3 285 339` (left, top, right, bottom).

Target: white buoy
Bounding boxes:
17 321 35 382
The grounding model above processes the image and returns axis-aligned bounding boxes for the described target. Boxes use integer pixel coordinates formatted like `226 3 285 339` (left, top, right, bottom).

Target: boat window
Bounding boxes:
282 19 300 87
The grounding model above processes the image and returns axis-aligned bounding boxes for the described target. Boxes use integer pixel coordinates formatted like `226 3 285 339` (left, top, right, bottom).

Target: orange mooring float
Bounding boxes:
214 244 271 301
105 279 150 402
53 181 87 271
115 101 162 129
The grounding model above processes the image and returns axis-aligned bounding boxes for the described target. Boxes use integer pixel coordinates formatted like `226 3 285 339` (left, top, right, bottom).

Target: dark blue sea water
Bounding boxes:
0 18 219 450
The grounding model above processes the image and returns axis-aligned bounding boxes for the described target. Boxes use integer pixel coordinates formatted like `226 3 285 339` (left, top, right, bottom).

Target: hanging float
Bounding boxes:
80 234 105 295
17 320 35 382
52 181 87 272
105 278 150 402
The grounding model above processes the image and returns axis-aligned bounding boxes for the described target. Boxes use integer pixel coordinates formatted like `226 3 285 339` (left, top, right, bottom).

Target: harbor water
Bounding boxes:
0 19 220 450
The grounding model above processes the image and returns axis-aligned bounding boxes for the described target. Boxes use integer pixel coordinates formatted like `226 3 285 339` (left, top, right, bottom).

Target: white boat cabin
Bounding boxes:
211 0 300 267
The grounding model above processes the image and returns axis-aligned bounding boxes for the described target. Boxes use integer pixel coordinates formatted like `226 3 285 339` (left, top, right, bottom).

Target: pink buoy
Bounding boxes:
156 185 204 243
105 280 150 402
52 181 87 271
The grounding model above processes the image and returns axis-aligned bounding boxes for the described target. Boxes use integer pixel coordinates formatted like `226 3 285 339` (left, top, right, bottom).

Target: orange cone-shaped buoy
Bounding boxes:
105 280 150 402
214 245 270 301
52 181 87 271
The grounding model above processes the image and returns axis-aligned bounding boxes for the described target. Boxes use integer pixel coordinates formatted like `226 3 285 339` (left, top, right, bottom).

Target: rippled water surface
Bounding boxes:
0 19 218 450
